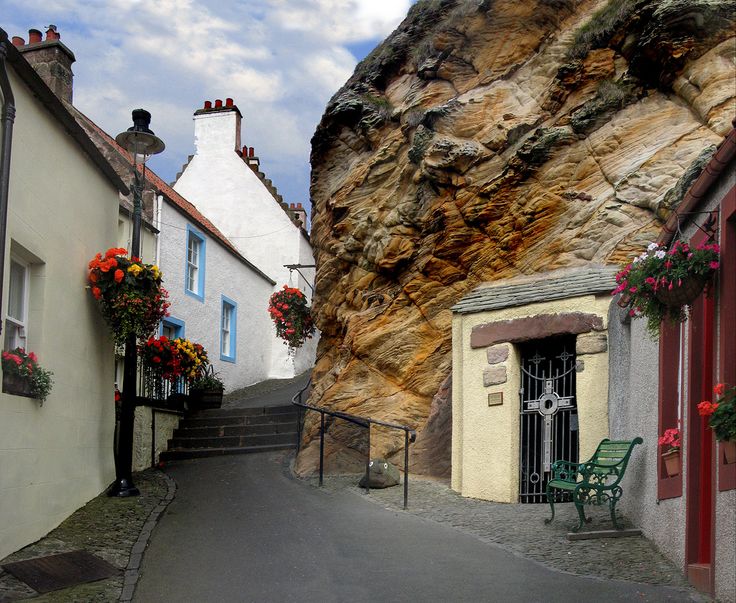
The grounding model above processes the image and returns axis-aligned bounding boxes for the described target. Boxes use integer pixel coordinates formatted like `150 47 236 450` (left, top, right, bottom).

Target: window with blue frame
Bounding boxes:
161 317 185 339
185 226 205 301
221 296 237 362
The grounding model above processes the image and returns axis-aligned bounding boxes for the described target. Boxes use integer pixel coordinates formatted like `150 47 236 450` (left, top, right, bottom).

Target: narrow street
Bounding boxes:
134 450 696 603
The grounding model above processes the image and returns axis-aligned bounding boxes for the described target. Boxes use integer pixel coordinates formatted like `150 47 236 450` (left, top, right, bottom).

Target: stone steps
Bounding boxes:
161 404 299 461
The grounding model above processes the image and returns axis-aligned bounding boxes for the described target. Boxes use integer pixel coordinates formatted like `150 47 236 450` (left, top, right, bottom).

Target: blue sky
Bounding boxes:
3 1 413 216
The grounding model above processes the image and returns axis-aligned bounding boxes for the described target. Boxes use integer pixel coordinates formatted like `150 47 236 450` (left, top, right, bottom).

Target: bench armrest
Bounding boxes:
550 459 580 482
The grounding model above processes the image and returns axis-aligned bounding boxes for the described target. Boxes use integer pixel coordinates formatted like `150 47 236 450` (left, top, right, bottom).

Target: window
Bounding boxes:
220 296 237 362
161 317 185 340
4 258 29 350
185 226 205 301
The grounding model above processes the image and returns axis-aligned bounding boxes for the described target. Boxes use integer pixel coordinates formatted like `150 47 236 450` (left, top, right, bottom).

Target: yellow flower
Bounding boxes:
151 265 161 279
127 264 144 277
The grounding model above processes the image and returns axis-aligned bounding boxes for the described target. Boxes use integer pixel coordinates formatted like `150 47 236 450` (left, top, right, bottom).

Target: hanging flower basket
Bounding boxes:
88 248 170 346
613 240 719 337
268 285 315 349
654 274 708 307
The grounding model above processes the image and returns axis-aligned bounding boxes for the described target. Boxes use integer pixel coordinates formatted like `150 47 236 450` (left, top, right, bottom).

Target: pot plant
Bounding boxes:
88 247 170 346
2 347 54 404
189 364 224 410
268 285 315 350
698 383 736 464
658 427 681 477
613 240 720 337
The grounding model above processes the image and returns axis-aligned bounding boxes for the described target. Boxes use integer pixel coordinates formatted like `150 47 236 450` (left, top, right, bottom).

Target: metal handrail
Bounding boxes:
292 378 417 509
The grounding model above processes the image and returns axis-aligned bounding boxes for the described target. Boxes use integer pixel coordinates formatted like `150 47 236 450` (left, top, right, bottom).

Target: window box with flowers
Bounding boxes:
2 347 54 404
268 285 315 350
88 248 170 346
613 241 720 337
189 365 225 410
658 427 681 477
698 383 736 464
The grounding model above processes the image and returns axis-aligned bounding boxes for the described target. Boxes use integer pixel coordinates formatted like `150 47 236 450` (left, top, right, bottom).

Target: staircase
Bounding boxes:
160 404 299 461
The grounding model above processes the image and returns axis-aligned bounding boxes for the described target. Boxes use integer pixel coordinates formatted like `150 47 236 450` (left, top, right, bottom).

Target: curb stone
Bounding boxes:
119 472 176 602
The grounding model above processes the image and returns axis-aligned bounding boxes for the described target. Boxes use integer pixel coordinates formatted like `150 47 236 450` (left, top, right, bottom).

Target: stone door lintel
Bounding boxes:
470 312 605 349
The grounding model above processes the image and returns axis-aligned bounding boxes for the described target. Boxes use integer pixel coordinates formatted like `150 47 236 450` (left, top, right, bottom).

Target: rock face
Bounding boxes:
301 0 735 477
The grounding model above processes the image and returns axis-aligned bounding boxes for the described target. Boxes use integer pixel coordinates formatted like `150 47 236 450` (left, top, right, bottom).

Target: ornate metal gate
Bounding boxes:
519 336 579 503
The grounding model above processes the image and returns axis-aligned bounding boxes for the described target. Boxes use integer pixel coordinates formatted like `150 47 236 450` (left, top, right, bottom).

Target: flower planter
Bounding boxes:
189 387 224 411
662 449 680 477
2 372 34 398
722 440 736 465
655 275 707 307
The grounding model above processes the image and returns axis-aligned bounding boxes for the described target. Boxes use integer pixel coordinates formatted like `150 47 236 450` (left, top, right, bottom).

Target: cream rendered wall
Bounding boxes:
0 69 119 558
158 202 275 391
173 110 317 379
452 294 611 502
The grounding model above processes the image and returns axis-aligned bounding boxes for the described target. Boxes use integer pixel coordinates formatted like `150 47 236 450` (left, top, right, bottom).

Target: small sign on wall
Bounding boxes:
488 392 503 406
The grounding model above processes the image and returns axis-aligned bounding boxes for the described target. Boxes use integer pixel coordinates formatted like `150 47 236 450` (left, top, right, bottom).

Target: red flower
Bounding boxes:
152 356 161 363
714 383 726 396
92 286 102 300
114 269 125 283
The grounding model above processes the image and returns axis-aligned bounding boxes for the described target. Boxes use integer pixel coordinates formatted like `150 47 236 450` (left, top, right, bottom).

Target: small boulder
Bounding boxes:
358 458 401 489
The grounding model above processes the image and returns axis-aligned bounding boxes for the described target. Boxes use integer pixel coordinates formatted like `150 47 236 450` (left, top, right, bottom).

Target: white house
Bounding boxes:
73 112 280 393
0 28 128 558
173 99 317 378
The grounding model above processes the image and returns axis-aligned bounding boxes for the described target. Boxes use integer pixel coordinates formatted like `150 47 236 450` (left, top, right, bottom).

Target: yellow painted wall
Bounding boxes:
0 68 120 558
452 294 611 502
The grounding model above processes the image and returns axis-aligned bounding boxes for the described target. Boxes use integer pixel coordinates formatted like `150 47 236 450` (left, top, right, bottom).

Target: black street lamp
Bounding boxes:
109 109 164 497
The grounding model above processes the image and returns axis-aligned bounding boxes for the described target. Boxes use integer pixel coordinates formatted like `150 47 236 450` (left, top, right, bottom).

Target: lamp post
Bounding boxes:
109 109 164 497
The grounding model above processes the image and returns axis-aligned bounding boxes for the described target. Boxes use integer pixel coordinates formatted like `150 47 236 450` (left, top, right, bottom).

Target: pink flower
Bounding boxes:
714 383 726 396
709 261 719 270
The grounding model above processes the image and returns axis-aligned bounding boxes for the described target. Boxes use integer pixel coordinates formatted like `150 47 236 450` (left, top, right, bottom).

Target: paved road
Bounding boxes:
134 452 695 603
222 370 310 409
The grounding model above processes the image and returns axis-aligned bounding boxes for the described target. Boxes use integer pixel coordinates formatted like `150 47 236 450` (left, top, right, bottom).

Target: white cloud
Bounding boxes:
2 0 413 207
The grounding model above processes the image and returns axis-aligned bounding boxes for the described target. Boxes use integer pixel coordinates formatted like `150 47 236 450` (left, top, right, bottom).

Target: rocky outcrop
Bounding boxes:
301 0 736 476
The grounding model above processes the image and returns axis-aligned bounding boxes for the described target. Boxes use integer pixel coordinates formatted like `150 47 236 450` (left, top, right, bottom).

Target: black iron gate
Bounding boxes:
519 336 579 503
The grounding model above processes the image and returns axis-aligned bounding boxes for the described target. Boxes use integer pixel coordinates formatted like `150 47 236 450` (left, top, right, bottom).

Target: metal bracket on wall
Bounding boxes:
284 263 316 294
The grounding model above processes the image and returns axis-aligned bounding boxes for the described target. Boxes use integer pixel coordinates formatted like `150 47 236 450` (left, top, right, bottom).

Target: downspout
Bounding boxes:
0 37 16 341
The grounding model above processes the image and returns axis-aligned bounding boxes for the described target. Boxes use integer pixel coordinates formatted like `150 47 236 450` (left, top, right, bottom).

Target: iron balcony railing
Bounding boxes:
292 379 417 509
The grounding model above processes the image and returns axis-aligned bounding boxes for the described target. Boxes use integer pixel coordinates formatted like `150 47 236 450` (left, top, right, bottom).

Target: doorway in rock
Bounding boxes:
519 335 579 503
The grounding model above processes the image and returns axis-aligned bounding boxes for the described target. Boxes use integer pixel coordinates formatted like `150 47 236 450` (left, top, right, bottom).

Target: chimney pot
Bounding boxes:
296 203 303 209
215 99 223 108
11 36 25 47
45 25 60 40
249 147 254 157
225 98 233 107
204 100 212 109
290 203 295 209
28 29 42 44
242 146 248 156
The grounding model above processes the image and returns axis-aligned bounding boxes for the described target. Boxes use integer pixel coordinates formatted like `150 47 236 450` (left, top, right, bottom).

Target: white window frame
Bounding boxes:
4 257 30 350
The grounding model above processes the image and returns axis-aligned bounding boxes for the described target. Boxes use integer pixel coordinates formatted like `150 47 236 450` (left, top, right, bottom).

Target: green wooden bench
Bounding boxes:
544 437 643 532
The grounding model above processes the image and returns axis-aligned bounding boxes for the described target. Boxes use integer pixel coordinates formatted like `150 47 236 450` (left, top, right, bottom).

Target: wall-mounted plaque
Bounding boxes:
488 392 503 406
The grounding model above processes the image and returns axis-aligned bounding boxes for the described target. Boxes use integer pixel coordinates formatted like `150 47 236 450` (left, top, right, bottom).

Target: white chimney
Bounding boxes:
192 98 242 156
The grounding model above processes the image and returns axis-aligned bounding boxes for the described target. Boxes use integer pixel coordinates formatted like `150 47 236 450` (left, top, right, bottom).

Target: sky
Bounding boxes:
3 0 414 216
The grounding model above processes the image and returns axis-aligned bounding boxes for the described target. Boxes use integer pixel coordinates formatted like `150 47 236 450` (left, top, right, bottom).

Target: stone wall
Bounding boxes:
133 407 181 472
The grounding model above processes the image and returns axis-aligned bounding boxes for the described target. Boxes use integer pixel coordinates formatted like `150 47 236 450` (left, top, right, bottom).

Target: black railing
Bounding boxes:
292 379 417 509
137 362 190 410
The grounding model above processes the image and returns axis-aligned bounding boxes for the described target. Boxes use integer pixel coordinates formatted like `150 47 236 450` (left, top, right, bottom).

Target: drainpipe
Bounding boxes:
0 36 16 341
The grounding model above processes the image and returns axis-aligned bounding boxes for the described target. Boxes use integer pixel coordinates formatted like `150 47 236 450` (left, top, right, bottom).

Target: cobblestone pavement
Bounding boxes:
302 472 700 597
0 470 171 602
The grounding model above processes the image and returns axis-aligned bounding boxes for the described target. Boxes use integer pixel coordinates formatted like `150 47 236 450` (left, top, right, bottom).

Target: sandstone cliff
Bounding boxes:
301 0 736 477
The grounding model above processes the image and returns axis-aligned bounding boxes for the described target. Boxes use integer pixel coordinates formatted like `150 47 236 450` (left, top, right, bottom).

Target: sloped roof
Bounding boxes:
452 265 618 315
73 110 275 286
0 29 128 195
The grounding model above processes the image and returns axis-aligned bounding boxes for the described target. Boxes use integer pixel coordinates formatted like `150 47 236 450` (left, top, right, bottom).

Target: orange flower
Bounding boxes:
92 286 102 300
114 269 125 283
89 271 98 283
105 247 128 259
